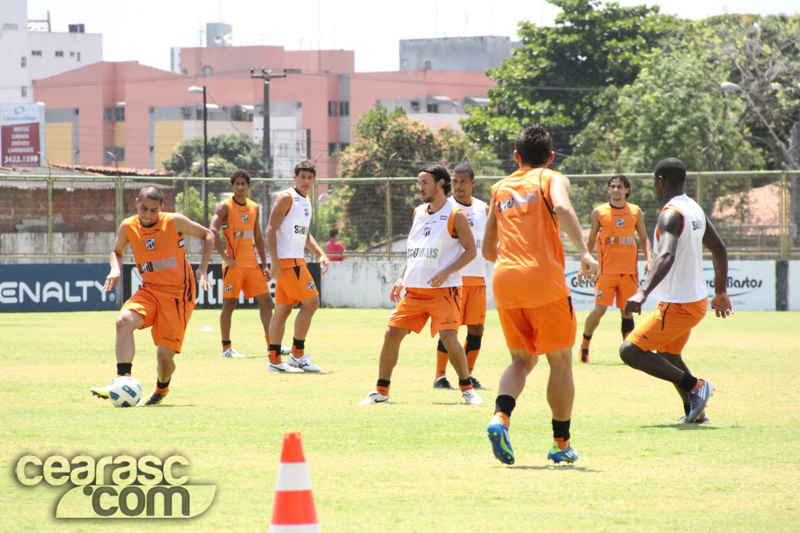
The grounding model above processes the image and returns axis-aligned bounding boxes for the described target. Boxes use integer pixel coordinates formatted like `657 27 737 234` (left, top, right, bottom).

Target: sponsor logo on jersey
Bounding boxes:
294 225 308 235
234 231 254 239
138 257 179 274
145 238 156 250
497 190 538 212
242 214 248 223
616 218 624 227
407 247 439 259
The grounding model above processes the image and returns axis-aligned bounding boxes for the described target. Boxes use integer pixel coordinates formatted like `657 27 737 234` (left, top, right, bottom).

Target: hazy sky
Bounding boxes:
27 0 799 73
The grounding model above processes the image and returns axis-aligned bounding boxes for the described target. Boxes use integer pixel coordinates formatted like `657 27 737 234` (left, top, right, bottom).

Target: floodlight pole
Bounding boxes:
250 68 300 179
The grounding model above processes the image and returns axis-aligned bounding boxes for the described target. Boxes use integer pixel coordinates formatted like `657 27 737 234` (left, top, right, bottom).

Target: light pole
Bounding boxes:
188 85 210 225
720 81 798 170
249 68 301 178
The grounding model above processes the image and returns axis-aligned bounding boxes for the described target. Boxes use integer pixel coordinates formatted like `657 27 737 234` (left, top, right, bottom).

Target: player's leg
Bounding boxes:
464 323 485 388
439 328 481 404
286 295 321 372
620 308 635 339
488 346 536 465
434 338 451 388
461 283 487 388
268 303 294 371
545 346 579 463
581 305 608 364
92 309 145 399
139 345 176 406
618 274 638 340
220 298 241 357
360 326 409 404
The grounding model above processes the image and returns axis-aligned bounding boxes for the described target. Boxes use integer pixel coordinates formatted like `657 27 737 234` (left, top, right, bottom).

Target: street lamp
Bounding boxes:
188 85 209 225
720 81 798 169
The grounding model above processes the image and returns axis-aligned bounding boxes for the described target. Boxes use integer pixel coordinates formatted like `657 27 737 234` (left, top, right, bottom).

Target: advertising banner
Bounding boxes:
0 103 45 167
790 261 800 311
0 264 118 312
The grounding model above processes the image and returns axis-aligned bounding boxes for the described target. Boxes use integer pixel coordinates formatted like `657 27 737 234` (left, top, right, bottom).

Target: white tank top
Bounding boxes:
402 197 464 289
275 187 312 259
650 194 708 303
455 197 488 279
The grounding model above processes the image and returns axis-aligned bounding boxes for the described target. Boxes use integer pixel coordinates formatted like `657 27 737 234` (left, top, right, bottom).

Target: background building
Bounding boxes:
399 36 521 72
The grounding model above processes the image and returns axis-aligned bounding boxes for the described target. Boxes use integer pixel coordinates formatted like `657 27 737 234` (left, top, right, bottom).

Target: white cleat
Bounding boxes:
280 345 292 355
268 362 302 373
359 391 390 404
462 388 484 405
287 354 321 372
221 347 246 358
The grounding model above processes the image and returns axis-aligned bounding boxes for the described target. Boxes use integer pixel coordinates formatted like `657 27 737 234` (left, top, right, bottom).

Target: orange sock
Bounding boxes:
464 333 481 374
155 385 169 395
554 437 570 451
292 338 305 359
435 350 448 379
491 412 510 428
581 334 591 350
465 348 480 375
268 344 282 365
222 340 232 350
376 384 390 396
459 382 474 393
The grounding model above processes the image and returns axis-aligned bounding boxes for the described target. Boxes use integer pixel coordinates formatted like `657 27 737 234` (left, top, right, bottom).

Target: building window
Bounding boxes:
21 87 27 97
104 147 125 163
339 142 349 151
31 50 42 57
339 101 350 116
104 108 114 122
424 60 432 70
328 101 338 117
70 51 75 57
77 52 81 62
55 51 64 57
3 23 19 31
21 57 26 68
328 142 337 155
427 103 439 113
115 107 125 122
202 66 212 78
181 68 188 75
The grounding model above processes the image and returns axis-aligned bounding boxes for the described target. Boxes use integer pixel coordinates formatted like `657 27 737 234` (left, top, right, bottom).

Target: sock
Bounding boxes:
376 379 390 397
553 419 571 449
494 394 516 417
678 372 699 393
490 412 511 428
581 333 592 349
268 344 282 365
264 334 270 347
292 338 305 358
458 377 473 392
156 379 170 394
621 317 635 339
222 340 232 351
435 339 448 379
683 402 690 417
464 333 482 374
117 362 132 376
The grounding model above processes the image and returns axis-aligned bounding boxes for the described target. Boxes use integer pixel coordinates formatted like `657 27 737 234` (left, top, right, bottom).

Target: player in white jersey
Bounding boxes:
431 163 491 391
360 164 483 405
265 160 329 373
619 158 733 424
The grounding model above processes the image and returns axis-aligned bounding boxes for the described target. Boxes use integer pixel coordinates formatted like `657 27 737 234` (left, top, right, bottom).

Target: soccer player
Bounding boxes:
91 185 214 406
485 124 599 465
360 164 483 405
325 227 345 261
432 163 489 391
620 158 732 424
580 175 653 363
265 160 329 372
210 169 284 358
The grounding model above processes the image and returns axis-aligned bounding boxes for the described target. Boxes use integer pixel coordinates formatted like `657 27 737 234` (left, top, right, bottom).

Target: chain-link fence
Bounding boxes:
1 171 797 263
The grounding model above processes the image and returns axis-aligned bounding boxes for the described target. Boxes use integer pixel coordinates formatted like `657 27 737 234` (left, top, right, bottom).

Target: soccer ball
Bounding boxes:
108 376 143 408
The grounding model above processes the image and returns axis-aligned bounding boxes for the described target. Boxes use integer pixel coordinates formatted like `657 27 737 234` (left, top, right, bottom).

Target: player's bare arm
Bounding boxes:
635 209 654 274
428 210 476 288
703 216 733 318
266 192 293 281
390 265 407 303
305 232 329 274
586 208 600 256
550 172 599 282
103 223 129 292
252 205 270 279
482 201 499 262
625 209 682 315
173 213 214 290
209 201 235 267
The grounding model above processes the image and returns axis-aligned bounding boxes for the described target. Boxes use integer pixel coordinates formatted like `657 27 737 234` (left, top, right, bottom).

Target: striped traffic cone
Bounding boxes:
270 432 320 533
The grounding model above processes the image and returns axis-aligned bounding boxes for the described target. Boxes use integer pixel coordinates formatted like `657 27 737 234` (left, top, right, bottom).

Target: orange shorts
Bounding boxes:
497 296 576 355
626 299 707 354
595 273 639 308
121 286 195 353
222 263 270 299
460 278 487 326
388 287 462 337
275 258 318 306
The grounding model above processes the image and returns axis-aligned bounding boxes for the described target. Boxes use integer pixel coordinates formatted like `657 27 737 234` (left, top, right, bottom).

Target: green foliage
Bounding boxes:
174 185 219 224
163 133 264 176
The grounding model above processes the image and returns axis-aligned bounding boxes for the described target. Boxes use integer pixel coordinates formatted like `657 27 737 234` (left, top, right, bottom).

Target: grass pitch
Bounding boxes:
1 309 798 532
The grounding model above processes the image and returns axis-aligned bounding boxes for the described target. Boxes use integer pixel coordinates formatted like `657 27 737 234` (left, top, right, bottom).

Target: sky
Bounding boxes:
26 0 799 73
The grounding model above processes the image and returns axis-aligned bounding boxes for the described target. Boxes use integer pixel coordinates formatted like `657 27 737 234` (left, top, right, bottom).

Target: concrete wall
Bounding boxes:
28 30 102 80
399 36 514 72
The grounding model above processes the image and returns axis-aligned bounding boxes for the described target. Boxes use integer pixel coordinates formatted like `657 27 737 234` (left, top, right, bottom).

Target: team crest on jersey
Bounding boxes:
242 214 248 223
225 284 232 293
423 226 431 237
304 208 309 217
145 238 156 250
595 290 602 298
307 281 315 290
616 218 624 227
468 218 474 227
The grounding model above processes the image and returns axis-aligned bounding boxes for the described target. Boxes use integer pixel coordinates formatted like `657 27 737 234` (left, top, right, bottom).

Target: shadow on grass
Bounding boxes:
505 465 602 472
640 424 722 430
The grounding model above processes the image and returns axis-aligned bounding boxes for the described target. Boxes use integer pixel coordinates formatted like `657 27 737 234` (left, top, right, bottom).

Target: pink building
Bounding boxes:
33 46 495 179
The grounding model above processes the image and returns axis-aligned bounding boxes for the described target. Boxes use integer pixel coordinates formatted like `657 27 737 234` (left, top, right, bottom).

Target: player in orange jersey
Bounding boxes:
210 169 286 359
91 185 214 406
484 124 598 465
620 158 732 424
579 175 653 363
432 163 490 391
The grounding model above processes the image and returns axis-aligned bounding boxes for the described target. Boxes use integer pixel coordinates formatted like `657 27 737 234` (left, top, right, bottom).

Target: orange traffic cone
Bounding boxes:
270 432 320 532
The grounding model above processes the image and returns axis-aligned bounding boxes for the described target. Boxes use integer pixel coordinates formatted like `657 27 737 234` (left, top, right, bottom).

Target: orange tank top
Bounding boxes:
596 202 640 274
124 213 195 301
222 196 259 263
491 166 570 308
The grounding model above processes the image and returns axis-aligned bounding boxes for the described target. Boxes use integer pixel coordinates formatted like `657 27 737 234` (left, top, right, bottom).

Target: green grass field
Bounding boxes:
1 308 799 532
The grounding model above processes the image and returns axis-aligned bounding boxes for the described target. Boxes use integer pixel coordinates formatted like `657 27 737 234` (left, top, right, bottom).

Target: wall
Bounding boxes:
27 30 102 80
0 0 30 104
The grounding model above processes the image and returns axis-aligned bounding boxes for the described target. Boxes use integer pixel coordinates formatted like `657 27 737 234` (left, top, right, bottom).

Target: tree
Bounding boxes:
163 133 264 176
461 0 677 170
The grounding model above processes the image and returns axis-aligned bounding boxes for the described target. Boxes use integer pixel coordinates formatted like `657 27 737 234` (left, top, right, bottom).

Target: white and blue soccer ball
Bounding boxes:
108 376 142 408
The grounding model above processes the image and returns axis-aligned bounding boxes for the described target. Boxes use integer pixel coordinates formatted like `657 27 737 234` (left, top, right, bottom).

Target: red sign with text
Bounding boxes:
1 123 40 166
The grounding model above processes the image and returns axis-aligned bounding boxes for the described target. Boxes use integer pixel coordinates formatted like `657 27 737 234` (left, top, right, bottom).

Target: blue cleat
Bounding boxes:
547 442 579 464
487 423 515 465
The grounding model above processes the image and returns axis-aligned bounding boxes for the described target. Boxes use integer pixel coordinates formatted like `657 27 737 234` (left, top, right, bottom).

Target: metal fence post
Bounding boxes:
183 175 189 216
47 175 54 262
385 177 392 261
779 171 788 259
695 174 704 211
115 175 124 228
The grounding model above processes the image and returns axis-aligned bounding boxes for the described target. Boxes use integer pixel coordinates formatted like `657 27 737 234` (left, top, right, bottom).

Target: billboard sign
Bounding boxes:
0 103 45 167
0 264 118 312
